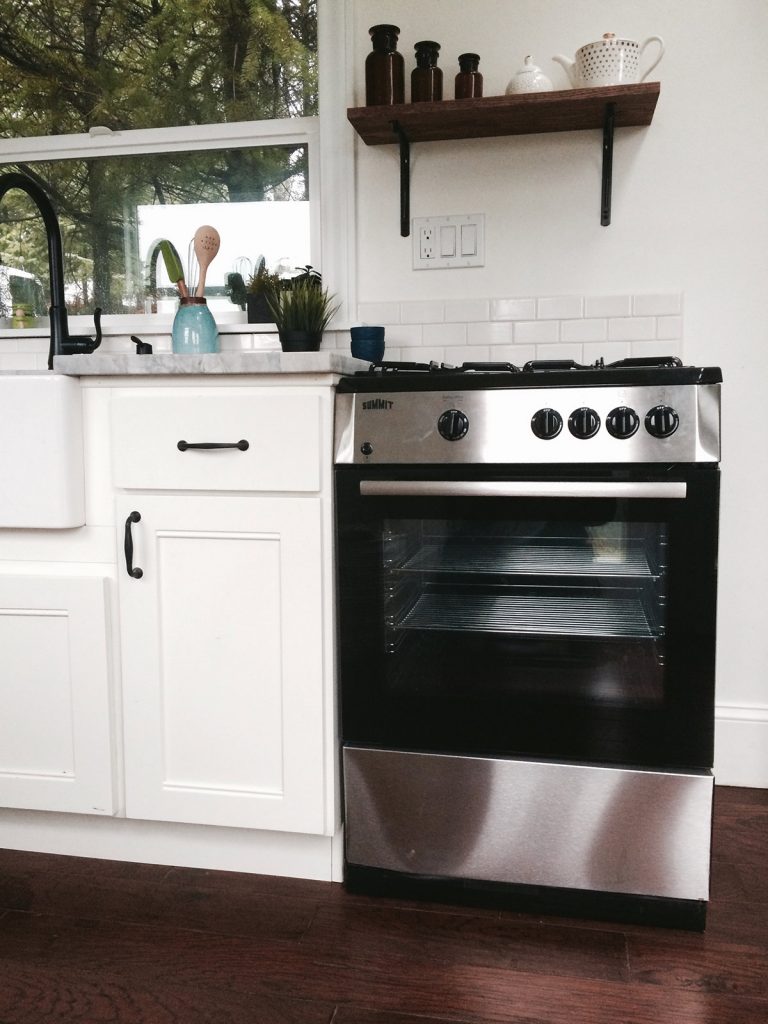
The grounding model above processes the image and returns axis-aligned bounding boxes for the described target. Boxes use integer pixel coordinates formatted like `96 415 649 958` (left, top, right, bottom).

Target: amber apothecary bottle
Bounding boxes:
365 24 405 105
455 52 483 98
411 40 443 102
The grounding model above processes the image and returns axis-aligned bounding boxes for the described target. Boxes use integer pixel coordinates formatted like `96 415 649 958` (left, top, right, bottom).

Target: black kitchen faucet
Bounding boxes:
0 172 101 369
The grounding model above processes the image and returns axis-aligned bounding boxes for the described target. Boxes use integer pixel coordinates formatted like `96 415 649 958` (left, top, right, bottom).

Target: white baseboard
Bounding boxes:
0 808 340 880
715 704 768 787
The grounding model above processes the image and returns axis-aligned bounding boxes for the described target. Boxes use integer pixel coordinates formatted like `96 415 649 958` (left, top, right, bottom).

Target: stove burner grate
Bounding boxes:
363 355 684 377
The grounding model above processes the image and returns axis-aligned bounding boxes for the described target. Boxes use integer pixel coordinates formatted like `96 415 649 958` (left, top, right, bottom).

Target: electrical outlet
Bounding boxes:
413 215 485 269
419 225 435 260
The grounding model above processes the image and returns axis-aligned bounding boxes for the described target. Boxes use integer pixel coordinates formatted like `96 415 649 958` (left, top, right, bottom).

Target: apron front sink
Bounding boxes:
0 374 85 528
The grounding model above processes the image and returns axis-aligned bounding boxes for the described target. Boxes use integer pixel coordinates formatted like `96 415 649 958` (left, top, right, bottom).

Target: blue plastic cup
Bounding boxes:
350 325 385 363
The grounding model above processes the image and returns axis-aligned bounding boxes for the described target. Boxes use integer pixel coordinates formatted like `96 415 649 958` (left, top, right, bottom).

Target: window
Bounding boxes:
0 1 328 325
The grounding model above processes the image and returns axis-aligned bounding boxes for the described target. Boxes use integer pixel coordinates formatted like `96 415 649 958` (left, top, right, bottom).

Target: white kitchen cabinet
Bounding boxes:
115 489 327 834
0 574 115 815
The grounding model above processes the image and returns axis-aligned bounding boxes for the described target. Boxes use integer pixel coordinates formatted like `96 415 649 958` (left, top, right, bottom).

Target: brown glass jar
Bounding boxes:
365 24 405 105
411 40 443 102
455 52 483 98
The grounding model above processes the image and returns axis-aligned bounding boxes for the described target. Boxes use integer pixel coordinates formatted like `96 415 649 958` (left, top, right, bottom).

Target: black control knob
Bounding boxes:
360 442 373 456
645 405 679 438
437 409 469 441
606 406 640 439
530 408 563 440
568 407 601 439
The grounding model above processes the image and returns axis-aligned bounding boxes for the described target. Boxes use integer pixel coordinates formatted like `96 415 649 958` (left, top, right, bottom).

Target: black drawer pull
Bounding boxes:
177 439 249 451
124 511 143 579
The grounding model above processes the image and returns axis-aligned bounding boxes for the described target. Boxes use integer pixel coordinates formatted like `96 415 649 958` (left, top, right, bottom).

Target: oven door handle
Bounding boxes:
359 480 687 499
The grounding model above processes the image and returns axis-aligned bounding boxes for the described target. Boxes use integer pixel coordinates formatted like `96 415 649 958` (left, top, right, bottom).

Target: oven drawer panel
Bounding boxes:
344 746 713 901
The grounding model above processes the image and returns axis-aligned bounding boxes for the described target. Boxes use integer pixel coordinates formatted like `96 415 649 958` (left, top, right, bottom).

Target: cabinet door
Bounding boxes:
0 575 115 814
117 494 327 834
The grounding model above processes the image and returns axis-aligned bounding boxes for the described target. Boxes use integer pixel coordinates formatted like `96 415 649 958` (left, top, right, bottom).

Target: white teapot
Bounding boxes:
552 32 664 88
505 56 553 94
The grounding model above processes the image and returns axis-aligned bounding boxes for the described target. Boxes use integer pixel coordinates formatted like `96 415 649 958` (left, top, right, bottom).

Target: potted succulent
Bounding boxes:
265 265 339 351
245 259 282 323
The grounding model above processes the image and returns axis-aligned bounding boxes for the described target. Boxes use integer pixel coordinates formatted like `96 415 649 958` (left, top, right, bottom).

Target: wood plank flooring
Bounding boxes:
0 784 766 1024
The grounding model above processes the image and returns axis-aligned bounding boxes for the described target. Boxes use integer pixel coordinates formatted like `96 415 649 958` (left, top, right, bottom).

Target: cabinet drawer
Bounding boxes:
111 390 322 492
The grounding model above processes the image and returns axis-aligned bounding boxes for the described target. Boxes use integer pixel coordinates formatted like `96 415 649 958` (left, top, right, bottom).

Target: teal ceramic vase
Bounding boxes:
172 297 219 354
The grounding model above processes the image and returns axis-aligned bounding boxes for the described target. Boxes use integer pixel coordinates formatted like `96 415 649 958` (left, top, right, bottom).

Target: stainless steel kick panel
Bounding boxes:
343 747 714 901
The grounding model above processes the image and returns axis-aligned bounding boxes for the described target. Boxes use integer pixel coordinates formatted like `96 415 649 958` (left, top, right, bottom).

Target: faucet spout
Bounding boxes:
0 172 101 369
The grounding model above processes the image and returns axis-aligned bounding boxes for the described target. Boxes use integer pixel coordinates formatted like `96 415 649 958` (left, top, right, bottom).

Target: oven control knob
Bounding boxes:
568 407 601 439
645 405 679 438
437 409 469 441
360 442 373 456
606 406 640 439
531 408 563 440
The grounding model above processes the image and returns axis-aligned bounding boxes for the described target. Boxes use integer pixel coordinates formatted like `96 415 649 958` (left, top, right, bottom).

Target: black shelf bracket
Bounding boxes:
393 120 411 237
601 102 616 226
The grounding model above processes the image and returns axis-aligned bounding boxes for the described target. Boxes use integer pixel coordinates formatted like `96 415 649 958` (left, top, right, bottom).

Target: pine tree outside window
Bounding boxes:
0 1 331 327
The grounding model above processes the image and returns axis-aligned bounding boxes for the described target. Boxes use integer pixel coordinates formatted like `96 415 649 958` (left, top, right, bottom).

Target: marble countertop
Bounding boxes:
54 351 368 376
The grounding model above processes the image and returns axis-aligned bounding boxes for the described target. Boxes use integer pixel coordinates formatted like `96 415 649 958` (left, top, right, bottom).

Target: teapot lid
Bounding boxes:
516 55 542 74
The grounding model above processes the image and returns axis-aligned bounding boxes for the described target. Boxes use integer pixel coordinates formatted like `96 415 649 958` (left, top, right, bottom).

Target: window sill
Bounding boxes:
0 316 280 340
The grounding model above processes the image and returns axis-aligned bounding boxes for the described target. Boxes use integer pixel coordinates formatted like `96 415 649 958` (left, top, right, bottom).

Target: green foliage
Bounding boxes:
266 270 339 334
246 264 282 295
0 1 317 314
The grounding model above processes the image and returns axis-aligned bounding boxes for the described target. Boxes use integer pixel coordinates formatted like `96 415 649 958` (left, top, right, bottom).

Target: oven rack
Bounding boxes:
397 592 659 640
395 540 659 579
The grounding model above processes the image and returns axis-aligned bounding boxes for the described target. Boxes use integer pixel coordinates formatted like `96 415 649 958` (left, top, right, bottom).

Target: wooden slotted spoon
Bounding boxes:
193 225 221 297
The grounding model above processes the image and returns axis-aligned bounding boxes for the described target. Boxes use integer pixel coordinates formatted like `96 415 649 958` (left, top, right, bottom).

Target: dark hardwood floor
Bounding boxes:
0 785 766 1024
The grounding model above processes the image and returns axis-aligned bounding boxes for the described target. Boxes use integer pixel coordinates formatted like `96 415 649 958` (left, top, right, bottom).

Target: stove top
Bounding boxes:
334 354 722 466
339 356 722 392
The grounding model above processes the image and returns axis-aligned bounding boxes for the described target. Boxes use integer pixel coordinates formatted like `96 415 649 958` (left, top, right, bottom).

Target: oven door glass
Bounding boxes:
336 466 719 770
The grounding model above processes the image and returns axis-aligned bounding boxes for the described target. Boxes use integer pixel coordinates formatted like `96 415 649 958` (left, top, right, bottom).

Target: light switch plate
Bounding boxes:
412 214 485 269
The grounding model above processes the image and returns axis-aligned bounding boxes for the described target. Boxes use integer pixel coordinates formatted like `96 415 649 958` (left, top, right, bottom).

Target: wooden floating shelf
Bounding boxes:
347 83 660 145
347 83 660 234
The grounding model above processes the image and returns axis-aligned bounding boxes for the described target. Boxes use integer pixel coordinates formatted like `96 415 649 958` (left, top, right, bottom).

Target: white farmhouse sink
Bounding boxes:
0 374 85 528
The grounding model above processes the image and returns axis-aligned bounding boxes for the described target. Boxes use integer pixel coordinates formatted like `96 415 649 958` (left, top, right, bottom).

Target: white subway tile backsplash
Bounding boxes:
491 298 536 321
515 320 559 344
357 302 401 325
444 299 489 323
486 344 536 365
386 324 423 347
467 321 515 346
537 296 583 320
632 293 682 317
608 317 656 342
399 300 445 324
630 339 682 360
656 315 683 340
534 343 583 362
561 318 607 343
585 295 632 318
0 352 32 370
583 341 631 364
424 322 467 347
444 345 490 364
0 292 684 373
400 346 444 363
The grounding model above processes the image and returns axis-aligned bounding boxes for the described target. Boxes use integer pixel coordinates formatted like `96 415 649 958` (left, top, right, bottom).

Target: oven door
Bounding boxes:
335 463 719 770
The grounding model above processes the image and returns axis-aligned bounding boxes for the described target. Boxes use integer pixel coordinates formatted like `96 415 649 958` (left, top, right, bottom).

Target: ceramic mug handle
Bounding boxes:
639 36 664 81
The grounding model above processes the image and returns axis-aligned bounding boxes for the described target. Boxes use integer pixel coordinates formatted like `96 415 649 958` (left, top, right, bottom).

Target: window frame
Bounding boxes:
0 0 354 336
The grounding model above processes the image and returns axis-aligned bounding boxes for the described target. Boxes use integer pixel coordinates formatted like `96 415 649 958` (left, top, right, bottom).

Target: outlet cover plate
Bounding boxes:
413 214 485 270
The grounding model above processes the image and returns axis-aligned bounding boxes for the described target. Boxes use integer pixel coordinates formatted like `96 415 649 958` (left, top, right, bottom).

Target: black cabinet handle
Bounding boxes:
177 440 249 451
124 511 143 579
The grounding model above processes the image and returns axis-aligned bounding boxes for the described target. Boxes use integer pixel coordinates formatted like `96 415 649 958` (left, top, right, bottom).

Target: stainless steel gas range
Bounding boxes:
333 357 721 929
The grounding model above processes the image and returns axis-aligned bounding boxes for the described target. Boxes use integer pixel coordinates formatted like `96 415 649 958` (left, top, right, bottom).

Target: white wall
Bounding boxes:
348 0 768 785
